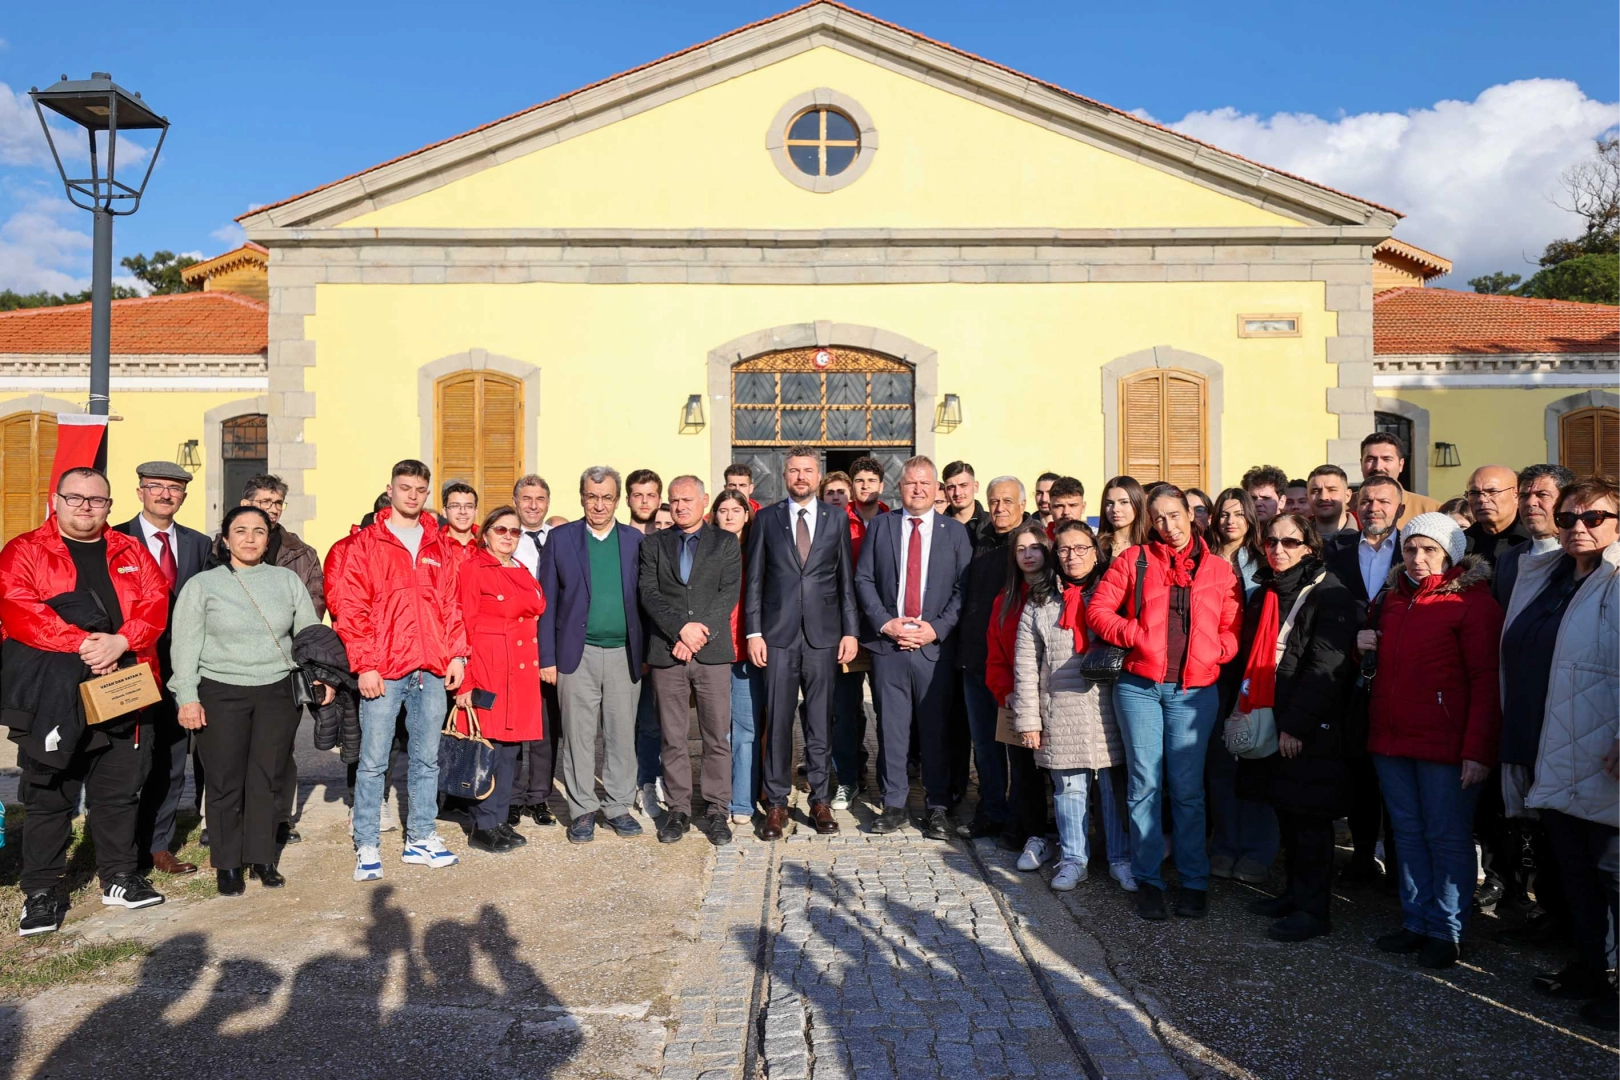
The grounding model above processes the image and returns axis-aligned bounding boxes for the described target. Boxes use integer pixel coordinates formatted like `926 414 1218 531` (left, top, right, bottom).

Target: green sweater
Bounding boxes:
168 563 320 706
584 528 628 648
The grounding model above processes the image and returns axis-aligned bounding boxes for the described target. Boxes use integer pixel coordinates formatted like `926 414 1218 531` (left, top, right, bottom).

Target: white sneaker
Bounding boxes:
830 785 853 811
654 776 668 808
639 782 663 817
380 812 398 833
1051 859 1087 891
1109 860 1138 893
354 845 383 882
1017 837 1050 872
401 834 459 868
731 812 753 826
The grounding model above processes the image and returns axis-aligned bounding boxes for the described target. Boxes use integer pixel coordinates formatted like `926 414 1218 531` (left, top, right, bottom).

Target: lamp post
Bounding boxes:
30 73 168 418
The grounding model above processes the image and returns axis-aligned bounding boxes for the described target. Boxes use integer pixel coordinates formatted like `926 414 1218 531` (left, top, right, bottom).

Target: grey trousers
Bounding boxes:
557 644 639 821
649 660 732 816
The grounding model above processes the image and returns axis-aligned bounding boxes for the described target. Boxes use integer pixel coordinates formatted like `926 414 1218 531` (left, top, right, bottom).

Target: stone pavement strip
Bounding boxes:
659 806 1187 1080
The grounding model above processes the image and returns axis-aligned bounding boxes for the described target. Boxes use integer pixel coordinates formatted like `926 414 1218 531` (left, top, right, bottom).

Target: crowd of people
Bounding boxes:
1 431 1614 1029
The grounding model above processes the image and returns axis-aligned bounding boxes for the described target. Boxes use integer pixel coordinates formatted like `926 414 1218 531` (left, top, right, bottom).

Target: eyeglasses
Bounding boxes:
1554 510 1618 530
1055 545 1096 559
1264 536 1306 550
139 482 186 496
249 497 285 510
57 493 112 510
486 525 523 538
1465 487 1511 500
582 495 617 506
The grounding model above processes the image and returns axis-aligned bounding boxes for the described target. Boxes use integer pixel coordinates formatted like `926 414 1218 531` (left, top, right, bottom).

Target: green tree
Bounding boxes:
1519 252 1619 305
0 284 141 312
119 250 200 295
1469 271 1523 295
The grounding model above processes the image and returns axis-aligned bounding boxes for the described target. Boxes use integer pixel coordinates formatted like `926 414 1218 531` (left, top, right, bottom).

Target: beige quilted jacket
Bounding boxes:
1010 596 1123 771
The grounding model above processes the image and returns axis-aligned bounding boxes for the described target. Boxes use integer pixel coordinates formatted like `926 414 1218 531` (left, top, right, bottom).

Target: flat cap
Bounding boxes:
135 460 193 483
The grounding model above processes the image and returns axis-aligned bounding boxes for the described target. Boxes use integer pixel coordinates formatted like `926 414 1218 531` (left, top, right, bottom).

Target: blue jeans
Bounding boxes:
832 669 867 790
354 671 445 849
729 662 766 816
1095 766 1133 867
635 678 662 787
1373 755 1483 942
1113 674 1220 890
961 672 1009 826
1206 740 1280 866
1051 768 1095 865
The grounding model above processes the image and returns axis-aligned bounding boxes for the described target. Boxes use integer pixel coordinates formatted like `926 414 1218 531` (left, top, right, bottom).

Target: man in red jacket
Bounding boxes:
325 460 469 883
1 467 171 935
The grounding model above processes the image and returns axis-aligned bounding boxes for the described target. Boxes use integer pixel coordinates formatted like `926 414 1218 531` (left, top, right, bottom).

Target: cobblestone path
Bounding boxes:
660 809 1188 1080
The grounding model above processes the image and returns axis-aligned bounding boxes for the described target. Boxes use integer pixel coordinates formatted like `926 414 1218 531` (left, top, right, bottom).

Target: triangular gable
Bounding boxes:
240 2 1399 233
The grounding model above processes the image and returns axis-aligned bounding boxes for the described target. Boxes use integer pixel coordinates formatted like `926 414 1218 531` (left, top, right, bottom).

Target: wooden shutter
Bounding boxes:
1 412 57 545
1561 406 1620 480
1119 370 1206 490
435 372 523 503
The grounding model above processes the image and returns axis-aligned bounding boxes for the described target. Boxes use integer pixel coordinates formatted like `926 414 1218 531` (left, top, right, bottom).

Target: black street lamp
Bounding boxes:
31 73 168 417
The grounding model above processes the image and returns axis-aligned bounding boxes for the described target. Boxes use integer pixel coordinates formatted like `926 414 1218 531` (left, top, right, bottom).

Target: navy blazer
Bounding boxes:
854 509 973 661
113 515 214 678
538 519 645 677
744 498 858 649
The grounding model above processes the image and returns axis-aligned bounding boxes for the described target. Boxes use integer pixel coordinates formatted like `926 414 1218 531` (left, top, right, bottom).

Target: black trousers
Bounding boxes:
275 710 304 827
761 634 836 806
1279 809 1336 922
1474 766 1510 893
1348 755 1398 873
511 681 559 806
473 740 522 829
946 670 972 803
196 677 299 869
872 648 955 810
135 695 190 855
1541 809 1619 976
1004 744 1047 845
19 727 151 893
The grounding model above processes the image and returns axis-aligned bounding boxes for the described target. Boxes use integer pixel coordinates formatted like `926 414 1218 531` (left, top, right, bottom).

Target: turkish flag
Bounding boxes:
48 415 111 510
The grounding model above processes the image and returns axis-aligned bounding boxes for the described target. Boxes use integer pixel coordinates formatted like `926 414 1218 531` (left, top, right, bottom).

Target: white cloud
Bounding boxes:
0 186 93 293
1150 79 1619 283
211 221 246 246
0 80 156 173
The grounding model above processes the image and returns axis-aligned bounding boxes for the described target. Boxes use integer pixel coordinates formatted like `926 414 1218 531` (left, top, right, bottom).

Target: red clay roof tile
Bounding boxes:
1374 287 1619 355
0 292 267 356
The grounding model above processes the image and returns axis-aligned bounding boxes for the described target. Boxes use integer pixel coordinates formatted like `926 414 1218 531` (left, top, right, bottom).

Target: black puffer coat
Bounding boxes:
1234 557 1358 817
295 624 360 764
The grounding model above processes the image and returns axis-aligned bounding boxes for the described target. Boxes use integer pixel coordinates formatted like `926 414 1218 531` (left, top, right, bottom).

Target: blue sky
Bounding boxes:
2 0 1616 291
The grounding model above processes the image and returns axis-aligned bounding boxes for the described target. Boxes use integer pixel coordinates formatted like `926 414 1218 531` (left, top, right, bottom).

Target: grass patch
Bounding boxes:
0 938 149 995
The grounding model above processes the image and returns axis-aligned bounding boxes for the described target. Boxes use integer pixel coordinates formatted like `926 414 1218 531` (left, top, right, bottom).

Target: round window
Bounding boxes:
784 107 860 177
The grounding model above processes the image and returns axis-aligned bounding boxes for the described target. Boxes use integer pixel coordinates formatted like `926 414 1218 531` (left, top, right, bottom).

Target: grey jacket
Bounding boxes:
1010 595 1122 771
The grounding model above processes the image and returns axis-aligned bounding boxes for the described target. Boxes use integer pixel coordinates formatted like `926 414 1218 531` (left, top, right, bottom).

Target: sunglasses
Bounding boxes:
485 525 524 538
1264 536 1306 550
1554 509 1618 530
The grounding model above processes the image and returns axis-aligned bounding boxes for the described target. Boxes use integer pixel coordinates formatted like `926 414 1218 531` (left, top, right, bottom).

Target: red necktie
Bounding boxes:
155 530 178 592
903 517 923 618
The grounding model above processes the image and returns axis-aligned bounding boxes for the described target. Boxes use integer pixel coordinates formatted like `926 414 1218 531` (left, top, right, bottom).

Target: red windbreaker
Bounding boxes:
1086 541 1242 688
323 508 469 680
0 520 168 683
984 586 1027 706
845 501 888 564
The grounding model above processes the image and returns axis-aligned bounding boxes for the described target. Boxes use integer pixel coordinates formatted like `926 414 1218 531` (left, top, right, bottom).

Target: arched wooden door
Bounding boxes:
1119 369 1207 491
2 412 58 544
435 371 524 504
730 347 914 504
1560 406 1619 480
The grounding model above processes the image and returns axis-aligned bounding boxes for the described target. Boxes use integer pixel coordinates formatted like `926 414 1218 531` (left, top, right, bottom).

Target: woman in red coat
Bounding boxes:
455 506 546 854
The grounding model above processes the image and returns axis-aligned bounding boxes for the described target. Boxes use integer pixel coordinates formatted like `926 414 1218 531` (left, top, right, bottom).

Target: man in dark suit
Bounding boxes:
855 456 973 839
745 445 859 840
639 476 741 846
539 466 646 845
116 460 213 876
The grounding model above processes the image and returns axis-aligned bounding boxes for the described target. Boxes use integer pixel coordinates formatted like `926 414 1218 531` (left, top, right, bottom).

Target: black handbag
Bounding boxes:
437 703 497 801
1078 549 1148 684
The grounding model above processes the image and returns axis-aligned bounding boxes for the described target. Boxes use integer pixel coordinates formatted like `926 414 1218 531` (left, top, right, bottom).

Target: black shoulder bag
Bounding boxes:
1077 548 1148 684
232 568 319 708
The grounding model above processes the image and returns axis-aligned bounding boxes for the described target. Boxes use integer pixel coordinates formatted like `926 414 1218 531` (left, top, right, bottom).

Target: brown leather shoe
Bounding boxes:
809 801 840 835
759 805 789 841
151 850 198 876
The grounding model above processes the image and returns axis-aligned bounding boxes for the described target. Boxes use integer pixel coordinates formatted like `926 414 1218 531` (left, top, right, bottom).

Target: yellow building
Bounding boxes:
10 3 1432 552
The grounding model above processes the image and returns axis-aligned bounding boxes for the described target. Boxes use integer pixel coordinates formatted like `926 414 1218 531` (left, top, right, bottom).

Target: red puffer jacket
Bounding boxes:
0 521 167 683
1367 556 1503 767
324 508 469 680
1086 540 1242 688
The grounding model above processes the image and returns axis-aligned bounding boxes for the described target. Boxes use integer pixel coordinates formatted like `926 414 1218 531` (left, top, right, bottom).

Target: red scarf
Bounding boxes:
1057 583 1088 652
1237 589 1281 712
1153 535 1203 587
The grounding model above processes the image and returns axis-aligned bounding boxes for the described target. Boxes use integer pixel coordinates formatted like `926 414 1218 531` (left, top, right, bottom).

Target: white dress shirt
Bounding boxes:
137 514 177 568
895 508 936 617
1358 531 1398 599
786 496 818 548
514 522 551 576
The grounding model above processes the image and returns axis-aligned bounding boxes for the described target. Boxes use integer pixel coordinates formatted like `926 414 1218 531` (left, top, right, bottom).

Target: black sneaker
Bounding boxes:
19 891 64 937
605 813 644 838
567 815 597 845
101 874 165 910
497 822 529 846
470 827 516 854
1136 883 1168 922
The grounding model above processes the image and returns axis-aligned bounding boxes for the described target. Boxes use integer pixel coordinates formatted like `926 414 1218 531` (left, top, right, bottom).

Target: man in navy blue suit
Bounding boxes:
854 456 973 839
745 446 859 840
539 466 646 845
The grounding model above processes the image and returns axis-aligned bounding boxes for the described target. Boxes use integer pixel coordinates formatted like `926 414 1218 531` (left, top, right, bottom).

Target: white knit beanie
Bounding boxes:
1400 512 1467 566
